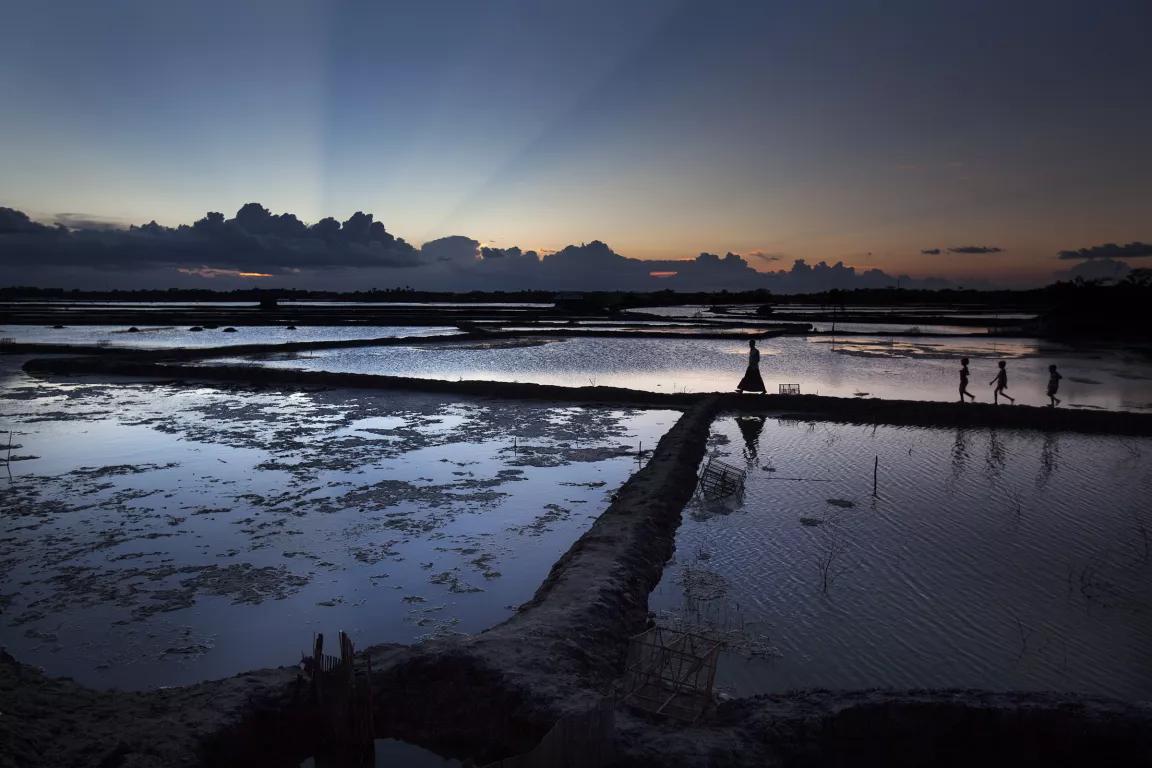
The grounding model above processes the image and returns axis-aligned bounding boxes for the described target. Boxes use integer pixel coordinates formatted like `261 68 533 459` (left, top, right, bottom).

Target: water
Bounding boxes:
651 415 1152 700
209 335 1152 411
0 358 675 688
0 324 458 349
807 322 997 335
632 304 1038 321
1 301 554 309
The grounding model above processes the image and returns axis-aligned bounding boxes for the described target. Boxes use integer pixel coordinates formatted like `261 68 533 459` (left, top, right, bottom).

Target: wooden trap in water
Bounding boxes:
697 456 745 501
620 626 721 723
778 383 801 395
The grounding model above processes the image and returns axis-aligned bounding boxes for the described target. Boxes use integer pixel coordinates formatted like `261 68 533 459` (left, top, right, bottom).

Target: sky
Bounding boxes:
1 0 1150 291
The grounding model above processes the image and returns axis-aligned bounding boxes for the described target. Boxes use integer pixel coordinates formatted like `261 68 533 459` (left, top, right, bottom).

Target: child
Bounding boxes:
959 357 975 403
989 360 1015 404
1047 364 1062 407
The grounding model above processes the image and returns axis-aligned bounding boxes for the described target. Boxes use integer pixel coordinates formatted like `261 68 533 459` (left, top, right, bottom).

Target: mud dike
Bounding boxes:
5 349 1152 767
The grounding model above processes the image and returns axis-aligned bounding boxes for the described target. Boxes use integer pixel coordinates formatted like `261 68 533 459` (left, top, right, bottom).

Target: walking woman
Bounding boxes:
736 339 766 393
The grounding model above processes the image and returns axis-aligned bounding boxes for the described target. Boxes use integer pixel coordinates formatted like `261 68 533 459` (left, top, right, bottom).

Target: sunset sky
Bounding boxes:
2 0 1150 289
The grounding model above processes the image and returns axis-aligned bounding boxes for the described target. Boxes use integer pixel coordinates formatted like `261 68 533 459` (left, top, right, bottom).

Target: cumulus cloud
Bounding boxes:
1052 257 1132 283
0 207 57 235
920 248 941 255
1056 241 1152 260
421 235 480 264
0 203 419 274
1 204 969 293
947 245 1003 254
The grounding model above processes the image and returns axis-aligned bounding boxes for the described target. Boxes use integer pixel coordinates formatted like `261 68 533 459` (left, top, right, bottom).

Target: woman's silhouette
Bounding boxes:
736 339 766 393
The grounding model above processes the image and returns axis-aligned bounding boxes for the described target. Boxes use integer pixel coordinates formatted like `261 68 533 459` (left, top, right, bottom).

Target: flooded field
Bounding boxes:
0 324 458 348
651 415 1152 700
0 358 675 689
211 335 1152 411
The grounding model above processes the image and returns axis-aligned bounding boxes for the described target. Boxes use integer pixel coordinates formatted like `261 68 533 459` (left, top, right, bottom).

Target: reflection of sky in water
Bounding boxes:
215 336 1152 411
0 324 458 348
651 416 1152 700
0 359 675 689
633 305 1038 321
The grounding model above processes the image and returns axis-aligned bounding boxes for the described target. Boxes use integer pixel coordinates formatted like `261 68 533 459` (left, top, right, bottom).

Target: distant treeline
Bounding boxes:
2 272 1150 336
0 284 1071 306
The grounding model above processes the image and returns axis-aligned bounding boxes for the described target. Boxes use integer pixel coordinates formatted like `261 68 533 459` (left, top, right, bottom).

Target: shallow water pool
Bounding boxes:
209 335 1152 411
0 324 458 349
0 359 675 689
650 415 1152 700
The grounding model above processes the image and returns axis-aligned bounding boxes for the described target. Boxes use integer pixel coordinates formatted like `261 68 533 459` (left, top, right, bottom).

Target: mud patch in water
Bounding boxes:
0 358 676 688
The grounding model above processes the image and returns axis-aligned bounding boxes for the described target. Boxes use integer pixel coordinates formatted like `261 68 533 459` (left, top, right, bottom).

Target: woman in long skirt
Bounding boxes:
736 339 766 393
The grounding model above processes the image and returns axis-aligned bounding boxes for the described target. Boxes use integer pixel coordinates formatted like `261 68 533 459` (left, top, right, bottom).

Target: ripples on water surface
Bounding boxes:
651 416 1152 699
217 335 1152 411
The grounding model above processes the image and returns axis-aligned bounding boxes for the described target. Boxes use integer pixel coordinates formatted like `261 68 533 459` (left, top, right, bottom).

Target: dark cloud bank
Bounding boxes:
1057 242 1152 260
0 203 1134 292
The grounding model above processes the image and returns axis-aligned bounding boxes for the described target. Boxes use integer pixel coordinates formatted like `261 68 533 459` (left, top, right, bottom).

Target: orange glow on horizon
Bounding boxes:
177 267 274 279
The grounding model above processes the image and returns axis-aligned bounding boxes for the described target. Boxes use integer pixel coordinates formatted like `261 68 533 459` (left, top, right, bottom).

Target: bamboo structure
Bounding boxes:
620 626 721 723
302 631 375 766
697 456 745 501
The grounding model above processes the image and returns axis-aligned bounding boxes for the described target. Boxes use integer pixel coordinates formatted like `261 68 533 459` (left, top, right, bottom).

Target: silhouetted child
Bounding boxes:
989 360 1015 404
958 357 975 403
1047 364 1062 406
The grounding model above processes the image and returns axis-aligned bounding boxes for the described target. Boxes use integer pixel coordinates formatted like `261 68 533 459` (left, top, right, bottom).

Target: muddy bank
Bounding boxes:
200 398 722 765
469 397 722 679
22 353 1152 435
0 647 306 768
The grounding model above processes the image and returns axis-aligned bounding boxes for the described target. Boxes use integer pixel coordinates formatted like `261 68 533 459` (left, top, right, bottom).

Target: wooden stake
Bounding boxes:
873 456 879 497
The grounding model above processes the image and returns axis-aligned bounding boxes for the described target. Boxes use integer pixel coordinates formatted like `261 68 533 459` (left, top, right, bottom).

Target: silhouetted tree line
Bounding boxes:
2 272 1149 338
1038 269 1151 338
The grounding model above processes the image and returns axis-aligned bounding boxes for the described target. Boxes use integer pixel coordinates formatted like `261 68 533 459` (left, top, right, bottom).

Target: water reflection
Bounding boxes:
1037 432 1060 490
735 415 766 463
652 416 1152 700
220 335 1152 412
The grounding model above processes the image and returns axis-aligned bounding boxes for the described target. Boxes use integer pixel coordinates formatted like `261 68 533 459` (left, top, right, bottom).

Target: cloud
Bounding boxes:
947 245 1003 254
1056 242 1152 260
744 251 784 265
0 207 58 235
0 203 419 274
52 213 127 231
920 248 941 255
1052 257 1131 283
1 204 971 293
421 235 480 264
